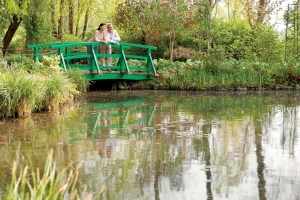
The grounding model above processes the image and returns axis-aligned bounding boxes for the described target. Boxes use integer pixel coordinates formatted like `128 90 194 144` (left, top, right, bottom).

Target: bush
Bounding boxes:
149 59 300 90
0 56 84 118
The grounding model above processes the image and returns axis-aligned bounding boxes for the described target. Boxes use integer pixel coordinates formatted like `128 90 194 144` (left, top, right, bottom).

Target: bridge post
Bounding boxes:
147 49 156 75
66 46 71 68
57 47 67 70
120 45 125 73
89 44 95 73
33 47 39 61
147 49 151 74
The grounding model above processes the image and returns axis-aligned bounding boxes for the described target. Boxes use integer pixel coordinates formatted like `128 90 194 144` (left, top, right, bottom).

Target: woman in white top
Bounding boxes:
104 23 121 66
88 23 107 66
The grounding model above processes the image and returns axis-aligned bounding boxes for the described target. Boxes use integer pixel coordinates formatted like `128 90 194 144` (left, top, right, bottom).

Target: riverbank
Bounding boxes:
2 56 300 118
134 59 300 91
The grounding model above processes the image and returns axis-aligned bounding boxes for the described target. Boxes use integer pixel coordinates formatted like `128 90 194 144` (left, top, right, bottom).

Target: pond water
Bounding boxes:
1 90 300 200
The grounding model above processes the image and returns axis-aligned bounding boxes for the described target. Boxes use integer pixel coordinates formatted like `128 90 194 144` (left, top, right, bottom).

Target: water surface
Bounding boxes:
1 91 300 200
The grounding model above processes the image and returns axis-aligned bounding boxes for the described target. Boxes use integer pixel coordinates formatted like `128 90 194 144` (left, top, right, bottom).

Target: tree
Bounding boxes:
115 0 190 64
239 0 286 29
82 0 96 40
1 0 29 56
75 0 86 36
224 0 244 20
68 0 74 34
58 0 65 39
24 0 54 45
154 1 189 65
196 0 222 54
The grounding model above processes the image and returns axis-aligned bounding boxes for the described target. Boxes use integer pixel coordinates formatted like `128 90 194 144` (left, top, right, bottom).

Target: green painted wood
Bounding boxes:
26 41 157 81
51 41 104 48
92 49 100 73
59 52 67 70
121 50 129 72
96 53 120 58
129 67 147 71
26 42 71 49
82 73 155 81
64 54 91 60
119 46 125 72
34 47 39 61
125 55 148 60
121 42 157 50
66 46 71 66
96 66 121 70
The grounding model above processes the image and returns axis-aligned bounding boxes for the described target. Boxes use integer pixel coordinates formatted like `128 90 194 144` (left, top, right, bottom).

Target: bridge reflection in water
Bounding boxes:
68 99 157 142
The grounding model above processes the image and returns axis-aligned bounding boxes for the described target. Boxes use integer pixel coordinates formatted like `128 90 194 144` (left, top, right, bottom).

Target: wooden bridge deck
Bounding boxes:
26 42 158 81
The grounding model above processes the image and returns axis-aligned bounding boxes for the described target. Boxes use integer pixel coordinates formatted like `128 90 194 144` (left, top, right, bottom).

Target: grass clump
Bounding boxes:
148 59 300 90
4 150 97 200
0 56 88 118
65 69 90 93
0 69 46 118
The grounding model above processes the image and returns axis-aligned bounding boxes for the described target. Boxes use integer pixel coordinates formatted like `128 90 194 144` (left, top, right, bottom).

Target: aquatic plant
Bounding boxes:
65 69 90 93
0 56 88 118
4 150 99 200
0 69 46 118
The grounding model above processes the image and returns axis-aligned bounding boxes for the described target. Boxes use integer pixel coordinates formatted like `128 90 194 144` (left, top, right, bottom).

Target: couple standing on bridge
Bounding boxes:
88 23 121 66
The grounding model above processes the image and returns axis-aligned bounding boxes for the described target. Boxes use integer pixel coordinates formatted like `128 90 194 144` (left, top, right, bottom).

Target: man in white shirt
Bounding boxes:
104 23 121 66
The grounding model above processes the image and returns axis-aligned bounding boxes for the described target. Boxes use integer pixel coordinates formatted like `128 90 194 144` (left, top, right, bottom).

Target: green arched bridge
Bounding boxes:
26 42 158 81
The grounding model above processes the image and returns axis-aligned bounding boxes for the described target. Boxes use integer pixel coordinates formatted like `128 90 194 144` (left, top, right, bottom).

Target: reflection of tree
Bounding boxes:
254 120 266 200
282 107 298 157
154 159 161 200
152 134 185 200
203 123 214 200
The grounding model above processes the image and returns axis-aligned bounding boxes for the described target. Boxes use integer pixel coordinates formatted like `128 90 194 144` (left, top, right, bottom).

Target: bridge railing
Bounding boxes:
26 42 72 61
26 41 157 76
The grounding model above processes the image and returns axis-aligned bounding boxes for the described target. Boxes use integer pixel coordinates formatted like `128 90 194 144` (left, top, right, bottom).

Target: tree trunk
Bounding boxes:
68 0 74 34
257 0 266 24
58 0 65 40
82 2 90 40
169 31 175 66
75 0 80 36
2 15 22 56
51 1 58 38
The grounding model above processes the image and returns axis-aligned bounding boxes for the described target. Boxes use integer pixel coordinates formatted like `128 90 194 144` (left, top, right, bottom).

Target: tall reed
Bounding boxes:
150 59 300 90
0 56 87 118
4 150 97 200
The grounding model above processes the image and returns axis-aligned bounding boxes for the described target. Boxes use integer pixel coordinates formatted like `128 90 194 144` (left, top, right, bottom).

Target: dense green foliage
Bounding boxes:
0 0 288 62
135 59 300 90
0 56 88 118
1 0 299 100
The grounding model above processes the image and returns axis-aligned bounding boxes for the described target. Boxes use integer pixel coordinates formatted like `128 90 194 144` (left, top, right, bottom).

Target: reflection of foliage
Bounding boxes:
155 92 282 121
